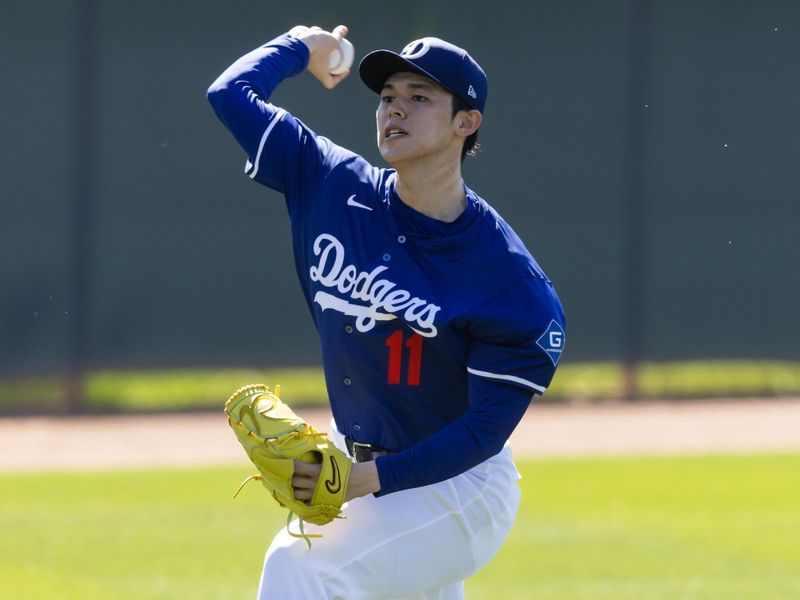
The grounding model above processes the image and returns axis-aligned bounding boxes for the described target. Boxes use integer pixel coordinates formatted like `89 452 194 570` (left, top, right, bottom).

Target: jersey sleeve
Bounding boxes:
206 33 354 218
375 276 566 496
466 275 566 395
375 376 533 496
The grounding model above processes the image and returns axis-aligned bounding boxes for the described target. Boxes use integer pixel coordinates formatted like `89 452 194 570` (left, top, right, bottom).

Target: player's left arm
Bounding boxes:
292 374 535 500
293 378 537 500
372 374 537 497
294 276 565 501
373 275 566 496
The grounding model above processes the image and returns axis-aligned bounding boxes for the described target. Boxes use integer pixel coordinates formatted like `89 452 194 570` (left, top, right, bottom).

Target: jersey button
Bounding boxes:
343 377 352 386
397 235 406 244
382 253 391 262
353 424 361 432
345 325 353 334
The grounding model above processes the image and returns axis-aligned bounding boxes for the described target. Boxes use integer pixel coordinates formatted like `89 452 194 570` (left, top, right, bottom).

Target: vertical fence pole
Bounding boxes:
65 0 98 412
623 0 651 400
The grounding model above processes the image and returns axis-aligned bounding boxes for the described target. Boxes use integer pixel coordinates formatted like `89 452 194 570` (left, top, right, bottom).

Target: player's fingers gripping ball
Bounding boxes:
224 384 351 547
328 37 354 75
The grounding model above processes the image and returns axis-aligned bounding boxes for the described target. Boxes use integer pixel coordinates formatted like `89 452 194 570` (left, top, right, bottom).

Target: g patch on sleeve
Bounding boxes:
536 319 565 366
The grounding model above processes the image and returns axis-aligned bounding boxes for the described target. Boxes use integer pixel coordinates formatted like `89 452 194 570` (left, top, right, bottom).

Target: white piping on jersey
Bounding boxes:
467 367 546 393
246 108 287 179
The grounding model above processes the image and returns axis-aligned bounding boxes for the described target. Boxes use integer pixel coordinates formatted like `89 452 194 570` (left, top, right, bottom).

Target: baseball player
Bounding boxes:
208 24 565 599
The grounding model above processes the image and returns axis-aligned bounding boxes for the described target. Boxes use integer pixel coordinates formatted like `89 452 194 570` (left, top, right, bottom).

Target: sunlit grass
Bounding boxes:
1 454 798 599
1 361 799 413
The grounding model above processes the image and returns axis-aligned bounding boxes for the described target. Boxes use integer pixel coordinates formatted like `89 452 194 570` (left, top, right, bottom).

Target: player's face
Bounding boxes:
376 72 461 167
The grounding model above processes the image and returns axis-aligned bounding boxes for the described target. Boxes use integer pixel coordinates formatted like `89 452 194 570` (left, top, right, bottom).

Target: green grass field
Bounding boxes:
3 361 800 413
2 454 798 599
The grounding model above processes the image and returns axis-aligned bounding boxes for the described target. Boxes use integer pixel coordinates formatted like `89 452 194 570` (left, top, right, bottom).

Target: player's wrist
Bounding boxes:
345 460 381 501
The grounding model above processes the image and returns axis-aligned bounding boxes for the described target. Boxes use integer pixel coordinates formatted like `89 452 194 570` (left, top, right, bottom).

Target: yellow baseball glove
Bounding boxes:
224 383 351 548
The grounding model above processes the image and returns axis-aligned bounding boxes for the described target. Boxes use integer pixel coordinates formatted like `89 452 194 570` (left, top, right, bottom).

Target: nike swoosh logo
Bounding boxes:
347 194 372 211
324 455 341 494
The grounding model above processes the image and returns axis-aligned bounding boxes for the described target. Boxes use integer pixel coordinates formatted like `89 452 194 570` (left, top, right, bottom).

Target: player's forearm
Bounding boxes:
375 384 534 496
208 33 308 95
206 33 308 131
345 460 381 501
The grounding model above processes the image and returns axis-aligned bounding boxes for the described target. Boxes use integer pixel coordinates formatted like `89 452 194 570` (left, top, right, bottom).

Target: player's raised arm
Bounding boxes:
206 25 353 195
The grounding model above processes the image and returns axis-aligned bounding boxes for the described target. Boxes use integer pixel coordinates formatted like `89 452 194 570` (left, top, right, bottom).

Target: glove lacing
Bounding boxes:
227 383 345 550
231 429 344 550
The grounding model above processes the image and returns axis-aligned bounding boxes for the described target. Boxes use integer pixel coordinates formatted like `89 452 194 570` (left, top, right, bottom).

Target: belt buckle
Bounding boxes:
351 441 374 463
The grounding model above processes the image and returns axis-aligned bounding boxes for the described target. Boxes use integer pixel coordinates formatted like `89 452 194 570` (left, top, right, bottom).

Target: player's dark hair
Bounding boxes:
452 95 480 162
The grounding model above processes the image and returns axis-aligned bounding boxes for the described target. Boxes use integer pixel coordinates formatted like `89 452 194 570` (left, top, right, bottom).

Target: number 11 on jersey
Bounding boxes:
385 331 423 386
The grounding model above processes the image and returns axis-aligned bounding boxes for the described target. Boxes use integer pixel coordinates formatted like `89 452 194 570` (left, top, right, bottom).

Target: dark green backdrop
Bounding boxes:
2 0 798 374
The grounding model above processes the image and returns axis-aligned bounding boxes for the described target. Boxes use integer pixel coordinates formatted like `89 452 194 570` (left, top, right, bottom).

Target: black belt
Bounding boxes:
344 436 393 463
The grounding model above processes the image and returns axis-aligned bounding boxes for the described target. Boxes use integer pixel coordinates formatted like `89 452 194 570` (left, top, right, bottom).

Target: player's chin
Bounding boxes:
378 140 414 165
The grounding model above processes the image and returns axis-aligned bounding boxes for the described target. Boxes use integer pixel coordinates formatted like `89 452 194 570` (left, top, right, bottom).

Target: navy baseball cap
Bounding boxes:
359 37 488 113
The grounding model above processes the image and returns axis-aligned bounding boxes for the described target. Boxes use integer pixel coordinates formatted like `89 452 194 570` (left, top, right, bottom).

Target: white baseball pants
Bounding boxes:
256 424 521 600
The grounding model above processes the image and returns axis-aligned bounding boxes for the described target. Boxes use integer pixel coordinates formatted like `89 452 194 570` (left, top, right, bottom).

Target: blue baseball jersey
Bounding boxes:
208 34 566 495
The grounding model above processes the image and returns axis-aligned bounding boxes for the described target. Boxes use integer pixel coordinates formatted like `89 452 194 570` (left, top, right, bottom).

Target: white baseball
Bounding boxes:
328 38 354 75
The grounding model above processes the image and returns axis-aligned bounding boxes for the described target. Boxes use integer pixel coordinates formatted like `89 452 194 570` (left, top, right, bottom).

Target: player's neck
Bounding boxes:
393 160 466 223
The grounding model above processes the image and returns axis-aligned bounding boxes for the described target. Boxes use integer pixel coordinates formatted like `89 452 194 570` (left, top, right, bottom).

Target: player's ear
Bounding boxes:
455 109 482 138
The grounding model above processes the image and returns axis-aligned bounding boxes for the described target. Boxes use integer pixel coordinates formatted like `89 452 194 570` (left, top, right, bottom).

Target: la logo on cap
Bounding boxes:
467 85 477 99
401 39 429 59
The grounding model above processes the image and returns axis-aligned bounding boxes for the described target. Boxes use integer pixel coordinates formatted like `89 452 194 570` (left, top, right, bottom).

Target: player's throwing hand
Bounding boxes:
288 24 351 89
